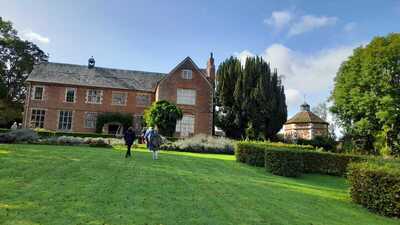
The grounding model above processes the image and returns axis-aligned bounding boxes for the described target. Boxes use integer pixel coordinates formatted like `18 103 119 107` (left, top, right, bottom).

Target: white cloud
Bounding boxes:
343 22 357 32
264 10 292 29
234 50 254 66
262 43 355 93
288 15 338 36
233 42 359 113
22 30 50 44
285 88 303 108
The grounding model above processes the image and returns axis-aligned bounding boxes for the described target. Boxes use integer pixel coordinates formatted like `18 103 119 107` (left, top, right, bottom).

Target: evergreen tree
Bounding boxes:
216 55 287 140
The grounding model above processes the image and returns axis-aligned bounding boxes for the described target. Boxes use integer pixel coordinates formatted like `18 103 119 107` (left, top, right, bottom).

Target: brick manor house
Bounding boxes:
23 54 215 137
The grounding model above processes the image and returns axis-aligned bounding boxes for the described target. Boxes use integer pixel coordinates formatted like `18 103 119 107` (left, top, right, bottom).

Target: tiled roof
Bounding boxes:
285 111 328 124
26 62 167 92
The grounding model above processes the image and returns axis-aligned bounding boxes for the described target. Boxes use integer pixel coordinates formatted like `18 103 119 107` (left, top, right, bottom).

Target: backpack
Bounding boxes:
149 131 162 148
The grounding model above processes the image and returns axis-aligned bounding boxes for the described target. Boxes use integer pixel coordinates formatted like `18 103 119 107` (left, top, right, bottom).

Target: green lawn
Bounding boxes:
0 144 398 225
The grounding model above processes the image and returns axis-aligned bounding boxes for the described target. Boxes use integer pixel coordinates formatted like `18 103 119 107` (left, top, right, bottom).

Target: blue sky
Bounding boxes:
1 0 400 118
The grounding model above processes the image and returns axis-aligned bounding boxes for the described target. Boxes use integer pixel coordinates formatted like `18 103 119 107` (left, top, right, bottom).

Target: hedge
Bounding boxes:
235 142 269 167
0 128 10 133
235 141 314 167
348 160 400 218
235 141 364 177
265 148 304 177
302 151 364 176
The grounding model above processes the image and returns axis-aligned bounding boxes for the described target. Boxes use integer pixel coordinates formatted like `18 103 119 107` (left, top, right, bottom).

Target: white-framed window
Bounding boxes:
177 89 196 105
65 88 76 103
30 109 45 128
176 115 195 136
112 92 128 106
32 85 44 100
84 112 97 129
58 110 73 131
136 94 151 106
182 69 193 79
86 89 103 104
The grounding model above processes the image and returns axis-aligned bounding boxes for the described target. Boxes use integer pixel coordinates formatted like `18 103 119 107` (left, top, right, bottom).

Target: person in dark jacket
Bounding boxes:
124 127 136 158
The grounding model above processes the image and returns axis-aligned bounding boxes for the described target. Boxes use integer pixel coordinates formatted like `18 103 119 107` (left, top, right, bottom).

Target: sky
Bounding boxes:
1 0 400 119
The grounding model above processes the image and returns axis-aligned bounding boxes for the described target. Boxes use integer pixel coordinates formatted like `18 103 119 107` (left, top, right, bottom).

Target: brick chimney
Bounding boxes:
206 52 215 87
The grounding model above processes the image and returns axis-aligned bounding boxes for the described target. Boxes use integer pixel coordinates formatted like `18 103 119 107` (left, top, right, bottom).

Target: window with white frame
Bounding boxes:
136 94 151 106
84 112 97 129
177 89 196 105
86 89 103 104
32 86 44 100
112 92 127 105
176 115 195 136
182 69 193 79
58 110 73 131
65 88 76 103
30 109 45 128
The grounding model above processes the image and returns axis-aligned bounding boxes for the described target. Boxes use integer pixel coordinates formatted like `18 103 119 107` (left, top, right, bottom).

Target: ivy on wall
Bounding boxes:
96 112 133 133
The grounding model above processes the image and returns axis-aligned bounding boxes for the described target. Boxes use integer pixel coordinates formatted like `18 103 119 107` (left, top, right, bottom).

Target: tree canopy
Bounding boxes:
144 100 183 137
215 56 287 140
331 33 400 156
0 17 48 127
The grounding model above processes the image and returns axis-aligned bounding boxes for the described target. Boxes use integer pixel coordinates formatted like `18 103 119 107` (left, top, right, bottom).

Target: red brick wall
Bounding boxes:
156 59 213 136
24 82 154 133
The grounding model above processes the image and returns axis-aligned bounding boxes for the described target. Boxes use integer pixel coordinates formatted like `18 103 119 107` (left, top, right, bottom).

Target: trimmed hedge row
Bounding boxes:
236 141 364 177
348 160 400 218
235 142 267 166
36 130 115 138
265 148 304 177
235 141 315 167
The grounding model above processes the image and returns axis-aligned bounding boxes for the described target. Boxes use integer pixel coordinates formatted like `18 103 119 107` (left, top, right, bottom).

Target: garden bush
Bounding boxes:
235 141 314 167
302 151 364 176
0 129 39 143
236 141 364 177
296 136 337 152
160 134 234 155
348 160 400 218
235 142 268 166
265 148 304 177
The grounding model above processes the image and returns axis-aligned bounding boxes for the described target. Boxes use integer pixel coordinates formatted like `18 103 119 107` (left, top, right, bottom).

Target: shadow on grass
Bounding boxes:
0 144 398 225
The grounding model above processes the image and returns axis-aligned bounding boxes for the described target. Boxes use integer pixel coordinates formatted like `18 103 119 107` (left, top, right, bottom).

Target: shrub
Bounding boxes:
236 141 364 177
235 141 314 167
160 134 234 155
297 136 337 151
265 148 304 177
235 142 267 166
0 129 39 143
348 160 400 218
302 151 364 176
96 112 133 133
0 128 10 133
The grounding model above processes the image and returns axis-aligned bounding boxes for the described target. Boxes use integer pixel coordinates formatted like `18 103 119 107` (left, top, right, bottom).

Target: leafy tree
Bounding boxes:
216 56 287 140
331 33 400 156
144 100 183 137
0 17 48 102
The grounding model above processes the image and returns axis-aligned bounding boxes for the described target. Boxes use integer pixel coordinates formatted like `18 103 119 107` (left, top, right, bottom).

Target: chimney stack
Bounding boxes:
88 56 95 69
206 52 215 87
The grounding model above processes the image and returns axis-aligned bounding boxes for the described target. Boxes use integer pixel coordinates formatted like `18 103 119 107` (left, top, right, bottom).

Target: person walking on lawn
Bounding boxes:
124 127 136 158
144 127 161 160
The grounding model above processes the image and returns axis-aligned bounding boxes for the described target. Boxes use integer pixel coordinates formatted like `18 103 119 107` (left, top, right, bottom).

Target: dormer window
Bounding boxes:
32 85 44 100
182 69 192 79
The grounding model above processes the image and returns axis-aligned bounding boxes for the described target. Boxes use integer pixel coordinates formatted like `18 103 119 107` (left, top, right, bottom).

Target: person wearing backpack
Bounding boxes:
144 127 161 160
124 127 136 158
